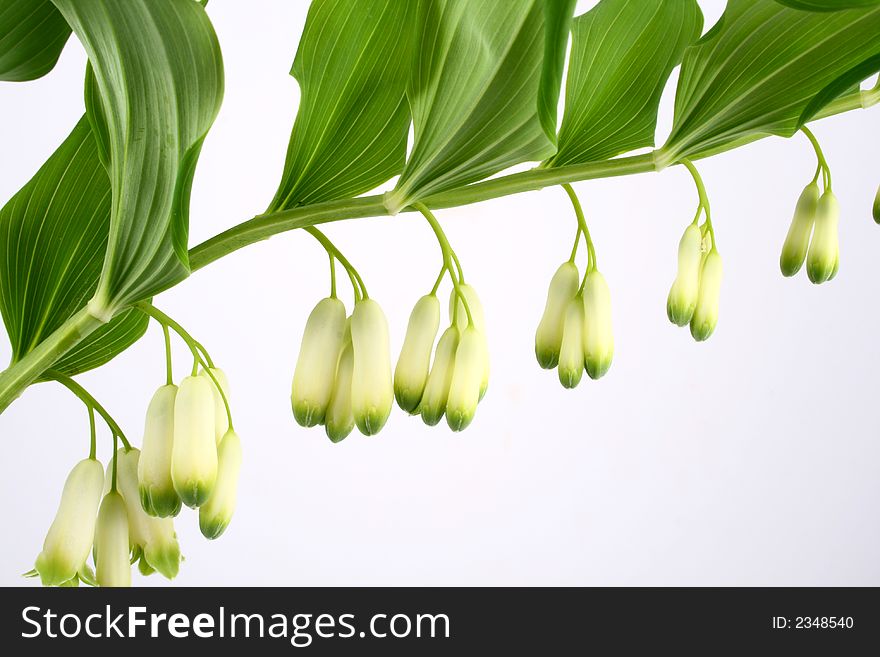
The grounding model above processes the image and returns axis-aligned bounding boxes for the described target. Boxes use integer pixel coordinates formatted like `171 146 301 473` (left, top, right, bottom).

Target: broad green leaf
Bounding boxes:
385 0 576 213
660 0 880 164
0 0 70 81
51 0 224 315
0 119 147 379
268 0 415 211
775 1 880 10
550 0 703 167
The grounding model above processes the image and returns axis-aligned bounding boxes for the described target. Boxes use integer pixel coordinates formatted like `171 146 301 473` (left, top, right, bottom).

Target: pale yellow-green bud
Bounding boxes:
112 448 180 579
690 250 723 342
94 491 131 587
558 296 585 389
351 299 393 435
394 294 441 413
780 183 819 277
667 224 703 326
873 184 880 224
449 284 489 399
35 458 104 586
807 190 840 284
446 326 486 431
172 375 217 508
326 329 355 442
420 325 459 426
200 430 243 540
138 384 181 518
535 262 579 369
582 270 614 379
200 367 229 444
291 297 347 427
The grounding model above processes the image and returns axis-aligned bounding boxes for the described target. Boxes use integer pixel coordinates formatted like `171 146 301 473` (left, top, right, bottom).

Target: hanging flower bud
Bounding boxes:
582 271 614 379
351 299 393 435
113 448 181 579
807 190 840 284
138 384 181 518
690 250 723 342
394 294 441 413
201 367 229 444
326 329 356 442
200 430 243 540
449 285 489 399
535 262 579 369
94 491 131 587
291 297 347 427
172 375 217 508
667 224 703 325
873 184 879 224
420 325 460 426
446 326 486 431
35 458 104 586
558 296 585 389
780 183 819 277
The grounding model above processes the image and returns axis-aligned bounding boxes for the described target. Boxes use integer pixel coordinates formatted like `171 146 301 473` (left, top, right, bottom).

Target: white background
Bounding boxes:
1 0 878 586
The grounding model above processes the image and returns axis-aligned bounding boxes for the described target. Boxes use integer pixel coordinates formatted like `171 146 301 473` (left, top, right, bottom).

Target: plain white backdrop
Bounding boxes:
1 0 879 586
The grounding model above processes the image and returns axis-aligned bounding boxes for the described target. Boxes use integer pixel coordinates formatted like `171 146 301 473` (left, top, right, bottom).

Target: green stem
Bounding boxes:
163 324 173 386
414 203 474 327
801 126 831 189
48 370 131 451
328 254 337 299
680 159 716 247
88 406 96 460
136 302 234 432
562 183 596 272
305 226 368 299
110 434 118 493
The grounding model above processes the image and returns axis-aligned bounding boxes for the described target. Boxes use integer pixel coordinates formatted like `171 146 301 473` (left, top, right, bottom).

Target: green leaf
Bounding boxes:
660 0 880 164
268 0 415 211
385 0 576 213
51 0 224 315
775 0 880 10
0 119 147 379
550 0 703 167
0 0 71 81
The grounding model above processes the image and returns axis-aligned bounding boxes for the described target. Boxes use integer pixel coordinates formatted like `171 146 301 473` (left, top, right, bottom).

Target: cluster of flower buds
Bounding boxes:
291 297 394 441
667 223 723 341
779 182 840 284
32 447 185 587
395 284 489 430
536 263 614 387
140 368 242 541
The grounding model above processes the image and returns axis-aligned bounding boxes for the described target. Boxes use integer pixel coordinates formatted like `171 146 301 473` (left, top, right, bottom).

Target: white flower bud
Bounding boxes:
112 448 181 579
200 430 243 540
35 458 104 586
558 297 585 389
446 326 486 431
94 491 131 587
667 224 703 326
420 325 459 426
172 375 217 508
394 294 441 413
325 331 356 442
200 367 229 444
690 250 723 342
780 183 819 277
138 384 181 518
351 299 393 435
807 190 840 284
291 297 347 427
535 262 579 369
449 284 489 399
582 270 614 379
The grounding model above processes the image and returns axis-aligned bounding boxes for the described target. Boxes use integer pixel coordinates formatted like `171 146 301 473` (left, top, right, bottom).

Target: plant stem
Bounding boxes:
304 226 368 299
0 307 105 414
562 183 596 272
48 370 131 450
